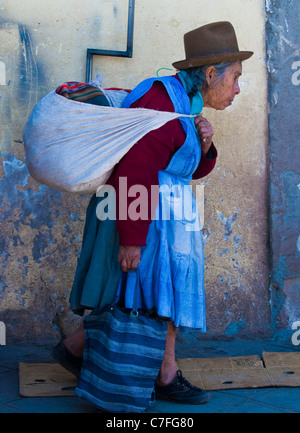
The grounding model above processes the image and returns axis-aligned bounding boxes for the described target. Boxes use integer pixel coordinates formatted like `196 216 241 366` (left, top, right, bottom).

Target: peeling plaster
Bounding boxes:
217 210 240 241
225 319 246 337
267 0 300 335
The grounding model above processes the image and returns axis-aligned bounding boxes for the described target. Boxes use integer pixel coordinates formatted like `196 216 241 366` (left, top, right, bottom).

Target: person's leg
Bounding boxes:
156 321 178 385
63 323 85 357
51 323 84 378
155 321 211 404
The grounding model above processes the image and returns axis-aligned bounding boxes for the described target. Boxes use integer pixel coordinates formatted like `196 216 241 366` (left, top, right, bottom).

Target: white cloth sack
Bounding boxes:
23 90 193 194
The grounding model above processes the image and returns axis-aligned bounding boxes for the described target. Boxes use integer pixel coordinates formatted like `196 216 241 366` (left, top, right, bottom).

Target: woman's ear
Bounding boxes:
205 66 216 88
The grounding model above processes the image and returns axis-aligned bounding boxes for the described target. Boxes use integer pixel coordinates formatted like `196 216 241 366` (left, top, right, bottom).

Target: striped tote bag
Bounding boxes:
75 277 167 413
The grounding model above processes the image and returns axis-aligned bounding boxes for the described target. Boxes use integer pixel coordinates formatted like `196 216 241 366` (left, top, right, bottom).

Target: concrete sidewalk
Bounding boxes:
0 337 299 414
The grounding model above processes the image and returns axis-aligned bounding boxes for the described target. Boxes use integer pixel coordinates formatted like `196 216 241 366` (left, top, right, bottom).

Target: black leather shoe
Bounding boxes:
51 341 82 379
155 370 210 405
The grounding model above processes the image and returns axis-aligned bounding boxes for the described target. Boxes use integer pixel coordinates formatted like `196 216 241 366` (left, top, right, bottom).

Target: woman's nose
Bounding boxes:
234 82 241 95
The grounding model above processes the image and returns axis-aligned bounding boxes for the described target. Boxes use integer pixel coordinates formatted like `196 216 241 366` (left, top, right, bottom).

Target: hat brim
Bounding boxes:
172 51 254 70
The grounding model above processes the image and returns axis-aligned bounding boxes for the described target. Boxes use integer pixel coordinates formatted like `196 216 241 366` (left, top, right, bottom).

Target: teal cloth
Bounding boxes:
178 71 204 140
69 194 121 315
178 71 204 115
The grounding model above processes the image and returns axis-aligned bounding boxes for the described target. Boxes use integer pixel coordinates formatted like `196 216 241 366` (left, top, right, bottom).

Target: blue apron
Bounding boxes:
120 77 206 331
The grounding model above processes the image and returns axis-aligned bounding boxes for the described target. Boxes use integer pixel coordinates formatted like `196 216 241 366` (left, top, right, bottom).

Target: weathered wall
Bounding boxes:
0 0 269 343
266 0 300 340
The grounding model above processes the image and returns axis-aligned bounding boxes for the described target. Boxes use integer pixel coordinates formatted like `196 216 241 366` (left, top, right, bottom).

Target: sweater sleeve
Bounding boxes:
109 81 186 246
192 142 218 179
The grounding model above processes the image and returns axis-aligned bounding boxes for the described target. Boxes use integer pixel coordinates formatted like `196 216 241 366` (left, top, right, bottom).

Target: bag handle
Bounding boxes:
113 267 142 317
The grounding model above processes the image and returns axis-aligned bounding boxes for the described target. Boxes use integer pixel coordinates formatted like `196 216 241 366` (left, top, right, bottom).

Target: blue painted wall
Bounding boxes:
266 0 300 339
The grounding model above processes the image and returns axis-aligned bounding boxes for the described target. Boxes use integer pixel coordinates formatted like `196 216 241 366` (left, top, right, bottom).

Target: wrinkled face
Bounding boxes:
203 61 242 110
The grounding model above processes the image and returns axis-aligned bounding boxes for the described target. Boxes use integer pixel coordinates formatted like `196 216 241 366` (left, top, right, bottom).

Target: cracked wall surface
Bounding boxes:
266 0 300 336
0 0 270 343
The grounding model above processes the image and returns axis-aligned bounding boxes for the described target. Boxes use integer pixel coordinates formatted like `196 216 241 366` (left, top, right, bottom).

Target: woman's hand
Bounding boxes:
194 115 214 155
118 246 141 272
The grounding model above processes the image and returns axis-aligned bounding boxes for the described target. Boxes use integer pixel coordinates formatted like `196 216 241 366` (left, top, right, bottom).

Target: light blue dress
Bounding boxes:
119 76 205 331
70 75 206 331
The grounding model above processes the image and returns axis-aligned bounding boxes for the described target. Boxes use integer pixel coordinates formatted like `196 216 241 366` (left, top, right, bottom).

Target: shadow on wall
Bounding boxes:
0 16 47 154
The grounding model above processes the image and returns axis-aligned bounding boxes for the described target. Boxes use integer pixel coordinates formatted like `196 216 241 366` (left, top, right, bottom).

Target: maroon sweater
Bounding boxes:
107 76 217 246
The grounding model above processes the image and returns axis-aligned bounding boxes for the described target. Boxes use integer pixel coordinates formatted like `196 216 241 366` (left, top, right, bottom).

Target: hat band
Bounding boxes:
173 50 253 70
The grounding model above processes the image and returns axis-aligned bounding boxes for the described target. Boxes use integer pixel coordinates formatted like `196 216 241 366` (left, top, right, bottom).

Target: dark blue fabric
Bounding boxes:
76 304 167 413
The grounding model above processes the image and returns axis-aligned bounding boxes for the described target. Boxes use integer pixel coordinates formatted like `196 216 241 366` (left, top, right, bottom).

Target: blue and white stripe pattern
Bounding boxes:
75 305 167 413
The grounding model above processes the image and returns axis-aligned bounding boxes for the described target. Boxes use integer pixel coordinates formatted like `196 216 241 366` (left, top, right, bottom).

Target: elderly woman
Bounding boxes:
53 21 253 406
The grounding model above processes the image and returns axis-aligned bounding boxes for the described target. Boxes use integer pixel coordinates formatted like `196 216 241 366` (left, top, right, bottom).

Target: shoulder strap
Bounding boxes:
122 76 190 115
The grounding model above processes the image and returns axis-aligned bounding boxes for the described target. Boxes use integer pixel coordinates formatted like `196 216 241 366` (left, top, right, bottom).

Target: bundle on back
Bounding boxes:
24 80 193 194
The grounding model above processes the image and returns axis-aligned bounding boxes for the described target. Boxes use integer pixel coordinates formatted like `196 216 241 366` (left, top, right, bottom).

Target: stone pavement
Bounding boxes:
0 337 299 414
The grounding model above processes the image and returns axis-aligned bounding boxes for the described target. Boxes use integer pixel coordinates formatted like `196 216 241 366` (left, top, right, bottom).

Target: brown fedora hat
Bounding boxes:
173 21 253 70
